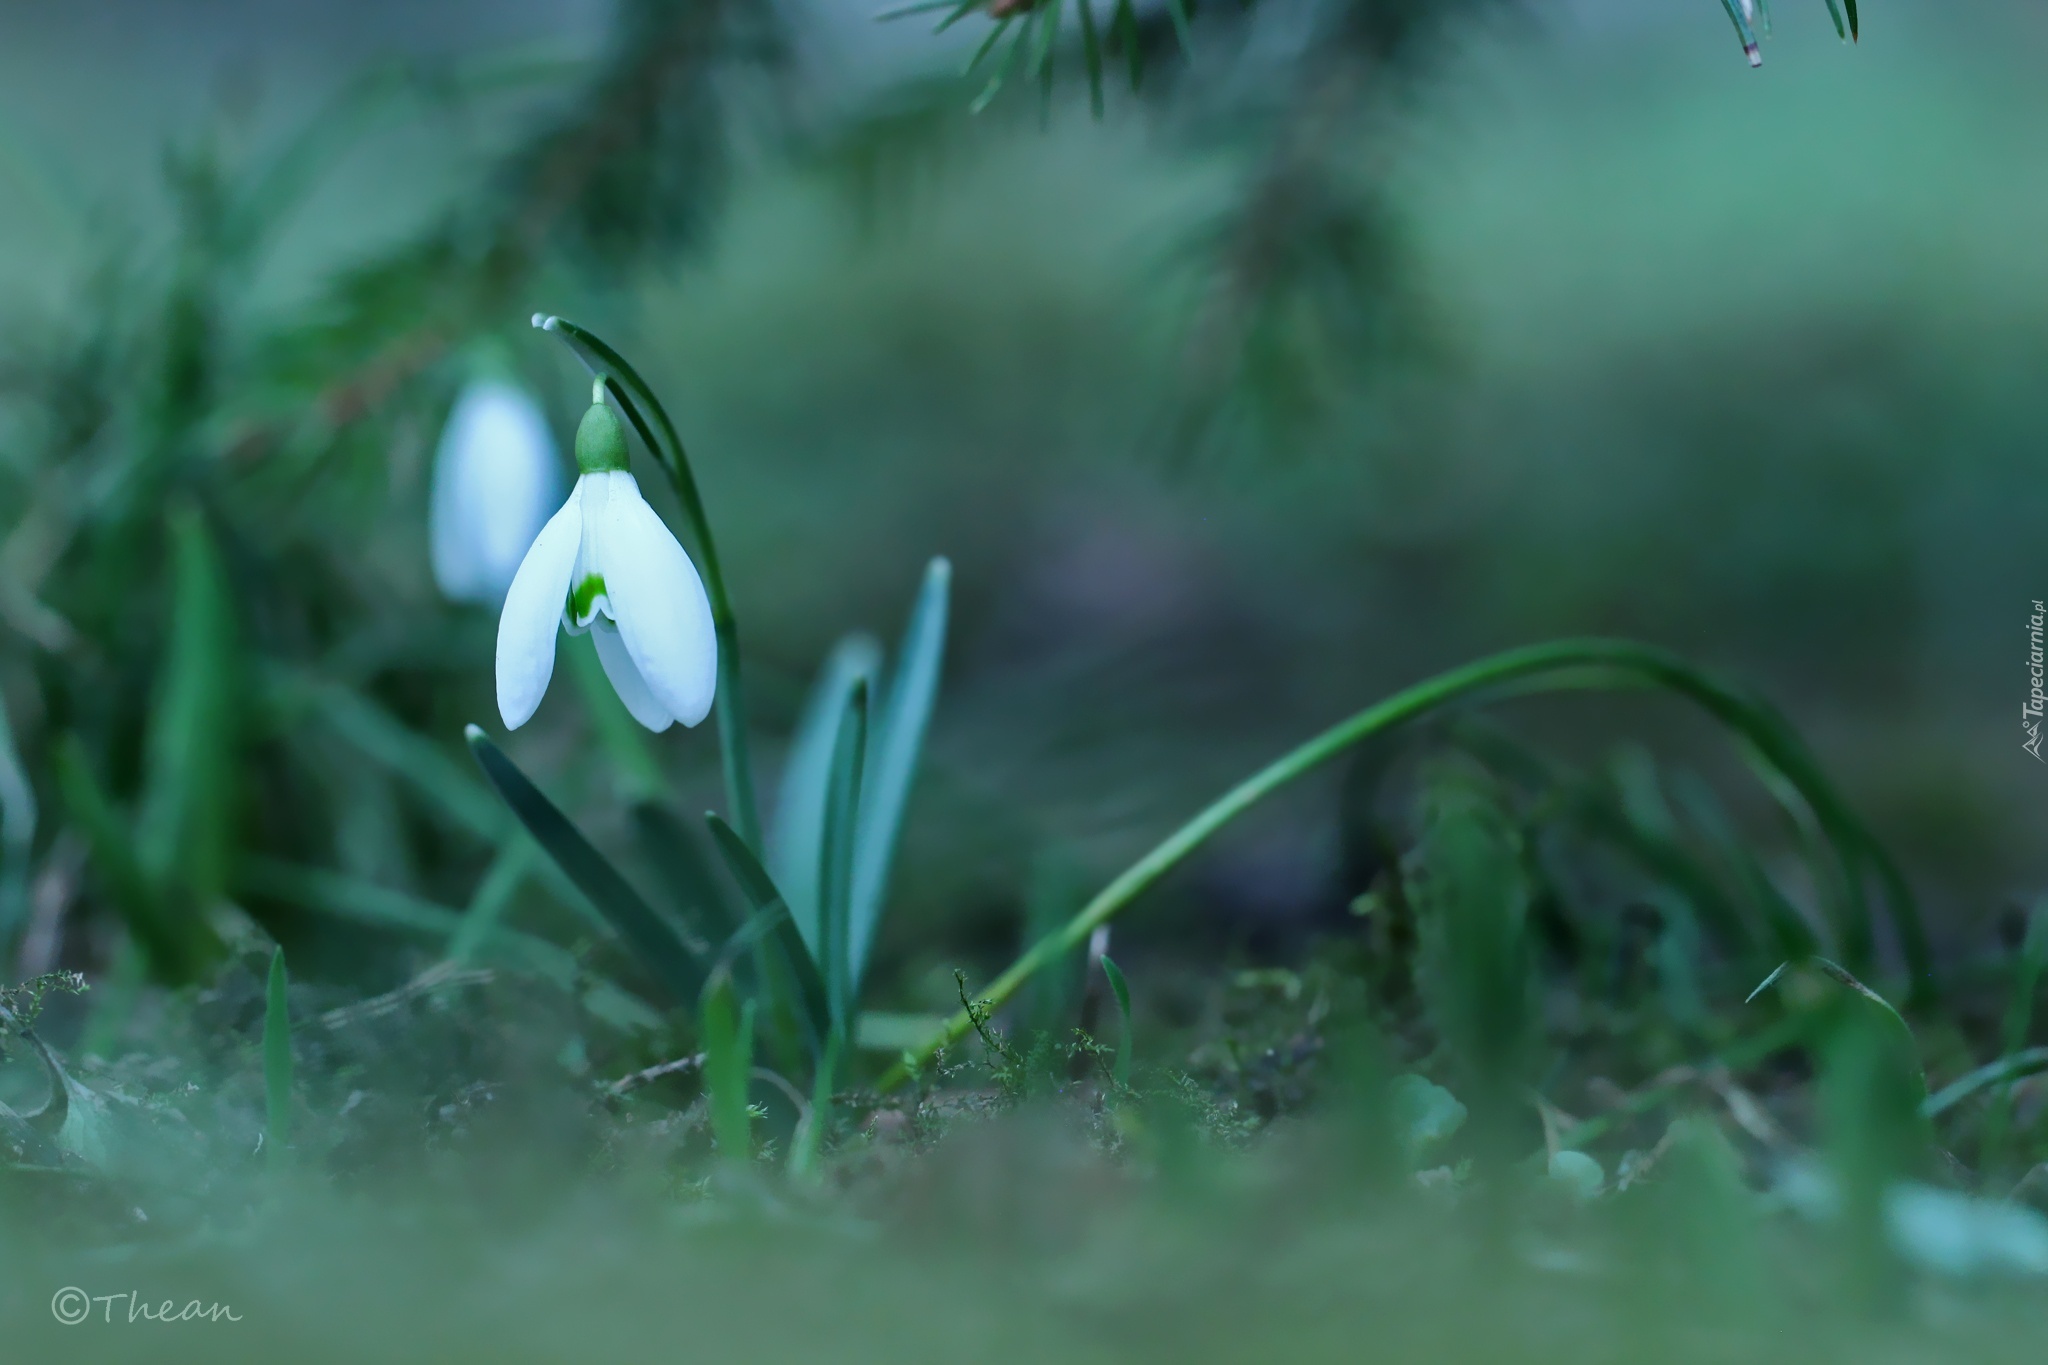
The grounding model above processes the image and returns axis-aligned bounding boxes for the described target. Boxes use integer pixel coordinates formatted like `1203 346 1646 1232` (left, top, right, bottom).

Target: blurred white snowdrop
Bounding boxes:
429 380 565 606
495 383 716 733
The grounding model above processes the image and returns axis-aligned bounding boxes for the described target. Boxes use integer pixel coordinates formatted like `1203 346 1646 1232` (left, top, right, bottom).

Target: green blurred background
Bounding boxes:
1 0 2043 1022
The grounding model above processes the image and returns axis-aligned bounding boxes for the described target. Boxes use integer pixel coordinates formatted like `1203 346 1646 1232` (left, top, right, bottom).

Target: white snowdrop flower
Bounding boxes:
495 384 717 733
430 380 566 605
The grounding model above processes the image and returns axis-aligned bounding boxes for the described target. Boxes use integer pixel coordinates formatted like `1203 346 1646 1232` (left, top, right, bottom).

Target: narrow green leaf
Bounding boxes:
54 738 219 982
706 813 833 1063
1845 0 1858 40
1163 0 1194 57
819 681 869 1026
137 505 237 904
1924 1046 2048 1121
932 0 984 33
1100 953 1132 1088
1113 0 1142 92
849 558 950 990
264 948 293 1174
0 693 34 954
239 856 663 1033
1076 0 1105 119
965 16 1014 78
446 843 530 967
789 1026 843 1182
1029 0 1063 79
532 315 761 853
281 671 505 841
702 975 755 1167
466 726 705 1007
1821 0 1847 39
770 635 881 959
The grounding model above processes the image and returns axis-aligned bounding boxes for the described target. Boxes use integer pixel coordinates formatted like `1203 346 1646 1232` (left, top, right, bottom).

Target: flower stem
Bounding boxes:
535 316 764 851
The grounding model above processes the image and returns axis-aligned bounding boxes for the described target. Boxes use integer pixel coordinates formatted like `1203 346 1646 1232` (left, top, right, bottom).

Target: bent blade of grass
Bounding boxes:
771 636 881 960
849 557 950 990
707 813 832 1065
1923 1047 2048 1121
1749 954 1924 1099
264 948 293 1174
533 315 761 853
466 726 705 1008
879 638 1921 1088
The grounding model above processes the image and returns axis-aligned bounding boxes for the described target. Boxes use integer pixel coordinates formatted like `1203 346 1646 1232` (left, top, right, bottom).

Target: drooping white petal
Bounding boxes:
430 381 564 606
494 487 584 729
592 622 675 732
596 473 718 728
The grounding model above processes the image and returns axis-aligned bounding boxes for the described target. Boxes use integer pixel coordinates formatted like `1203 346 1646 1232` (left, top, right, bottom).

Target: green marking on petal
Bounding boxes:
569 574 608 624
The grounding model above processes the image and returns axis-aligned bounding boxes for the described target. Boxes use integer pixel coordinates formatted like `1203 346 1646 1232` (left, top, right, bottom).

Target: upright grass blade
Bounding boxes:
466 726 705 1008
1822 0 1849 39
819 682 869 1028
533 315 762 853
263 947 293 1175
879 638 1923 1088
770 636 881 958
0 694 34 958
137 505 237 906
446 843 530 966
1076 0 1105 118
53 738 220 983
706 813 832 1064
789 1026 843 1183
1844 0 1859 40
1099 954 1132 1088
702 974 755 1168
850 558 950 990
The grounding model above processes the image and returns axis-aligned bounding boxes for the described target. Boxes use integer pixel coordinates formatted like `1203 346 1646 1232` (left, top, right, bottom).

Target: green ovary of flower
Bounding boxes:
568 573 608 623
